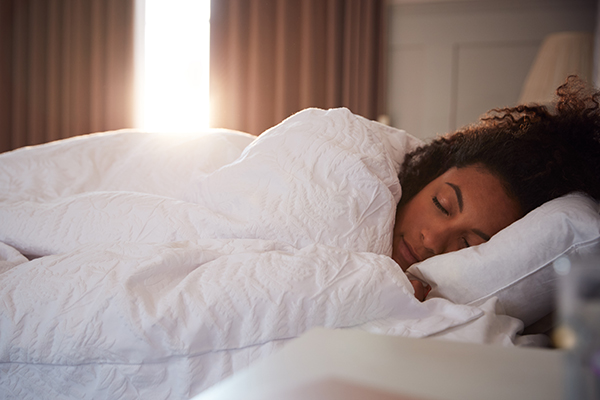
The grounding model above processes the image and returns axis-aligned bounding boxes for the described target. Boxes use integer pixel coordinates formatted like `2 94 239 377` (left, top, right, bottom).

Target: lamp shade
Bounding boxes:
518 31 593 105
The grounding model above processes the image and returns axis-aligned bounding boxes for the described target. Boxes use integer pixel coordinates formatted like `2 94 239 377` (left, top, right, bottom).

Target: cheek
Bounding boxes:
396 199 427 235
394 208 407 235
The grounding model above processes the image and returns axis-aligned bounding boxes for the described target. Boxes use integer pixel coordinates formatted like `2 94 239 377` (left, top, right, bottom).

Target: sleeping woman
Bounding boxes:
2 73 599 399
395 76 600 300
0 77 597 298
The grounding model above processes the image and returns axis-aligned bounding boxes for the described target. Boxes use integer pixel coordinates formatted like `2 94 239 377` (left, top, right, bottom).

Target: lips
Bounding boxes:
394 236 421 270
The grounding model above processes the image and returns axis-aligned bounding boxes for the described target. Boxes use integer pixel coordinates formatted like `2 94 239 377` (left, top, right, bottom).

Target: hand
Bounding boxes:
410 279 431 302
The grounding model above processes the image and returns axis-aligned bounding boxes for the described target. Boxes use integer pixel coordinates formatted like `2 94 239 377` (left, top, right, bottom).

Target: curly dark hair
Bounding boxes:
398 76 600 216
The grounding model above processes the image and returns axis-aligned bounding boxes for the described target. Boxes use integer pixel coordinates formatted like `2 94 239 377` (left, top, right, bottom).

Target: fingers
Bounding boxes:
410 279 432 302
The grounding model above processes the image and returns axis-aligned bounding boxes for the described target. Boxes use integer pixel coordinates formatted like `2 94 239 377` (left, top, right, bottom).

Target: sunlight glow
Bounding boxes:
137 0 210 133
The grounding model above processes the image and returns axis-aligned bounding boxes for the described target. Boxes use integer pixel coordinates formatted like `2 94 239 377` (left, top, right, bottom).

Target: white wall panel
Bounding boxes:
388 46 425 137
387 0 597 140
454 41 539 129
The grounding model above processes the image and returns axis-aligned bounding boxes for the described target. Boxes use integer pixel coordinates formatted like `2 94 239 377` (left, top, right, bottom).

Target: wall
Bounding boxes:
386 0 597 141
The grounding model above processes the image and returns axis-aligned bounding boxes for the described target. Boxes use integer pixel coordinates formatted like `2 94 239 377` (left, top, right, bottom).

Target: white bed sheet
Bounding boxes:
0 108 527 399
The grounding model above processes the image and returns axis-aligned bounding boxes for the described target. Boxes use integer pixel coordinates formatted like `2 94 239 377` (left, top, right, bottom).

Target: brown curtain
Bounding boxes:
209 0 387 136
0 0 136 153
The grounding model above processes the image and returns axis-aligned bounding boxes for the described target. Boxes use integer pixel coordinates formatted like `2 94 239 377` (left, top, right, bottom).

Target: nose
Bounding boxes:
421 226 449 257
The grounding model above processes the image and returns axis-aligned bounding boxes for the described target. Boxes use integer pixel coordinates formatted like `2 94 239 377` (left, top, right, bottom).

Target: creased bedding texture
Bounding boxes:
0 108 527 399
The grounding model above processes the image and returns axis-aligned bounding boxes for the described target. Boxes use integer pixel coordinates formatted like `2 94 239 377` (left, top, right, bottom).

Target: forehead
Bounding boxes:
437 166 505 193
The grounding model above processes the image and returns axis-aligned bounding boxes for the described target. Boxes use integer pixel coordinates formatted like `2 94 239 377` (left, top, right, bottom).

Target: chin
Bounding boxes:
392 255 410 272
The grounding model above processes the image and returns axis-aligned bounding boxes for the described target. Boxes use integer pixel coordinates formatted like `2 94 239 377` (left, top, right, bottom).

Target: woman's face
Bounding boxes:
392 165 521 271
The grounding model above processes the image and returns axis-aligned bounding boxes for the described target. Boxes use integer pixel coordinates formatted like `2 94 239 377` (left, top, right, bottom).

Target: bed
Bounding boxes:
1 108 599 399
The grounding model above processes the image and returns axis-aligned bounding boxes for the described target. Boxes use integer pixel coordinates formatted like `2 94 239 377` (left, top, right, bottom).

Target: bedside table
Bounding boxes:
193 327 563 400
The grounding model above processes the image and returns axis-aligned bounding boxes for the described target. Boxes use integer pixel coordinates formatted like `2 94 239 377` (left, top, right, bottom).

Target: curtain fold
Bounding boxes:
0 0 136 153
210 0 387 136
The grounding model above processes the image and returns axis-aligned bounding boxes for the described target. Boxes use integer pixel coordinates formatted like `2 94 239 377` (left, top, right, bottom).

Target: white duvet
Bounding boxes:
0 108 525 399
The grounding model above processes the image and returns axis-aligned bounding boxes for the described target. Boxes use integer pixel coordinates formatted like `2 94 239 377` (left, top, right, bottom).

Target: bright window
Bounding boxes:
136 0 211 133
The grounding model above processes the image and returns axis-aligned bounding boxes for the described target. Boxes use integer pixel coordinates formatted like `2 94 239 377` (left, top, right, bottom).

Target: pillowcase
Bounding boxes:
406 192 600 326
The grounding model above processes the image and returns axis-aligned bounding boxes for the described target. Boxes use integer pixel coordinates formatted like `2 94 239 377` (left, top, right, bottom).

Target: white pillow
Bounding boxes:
406 192 600 326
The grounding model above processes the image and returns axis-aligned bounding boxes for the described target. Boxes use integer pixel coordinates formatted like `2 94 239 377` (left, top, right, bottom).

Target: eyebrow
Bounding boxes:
472 229 491 241
445 182 463 212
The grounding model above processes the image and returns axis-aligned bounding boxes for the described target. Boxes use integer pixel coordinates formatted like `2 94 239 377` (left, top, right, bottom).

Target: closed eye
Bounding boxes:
462 237 470 248
433 196 449 215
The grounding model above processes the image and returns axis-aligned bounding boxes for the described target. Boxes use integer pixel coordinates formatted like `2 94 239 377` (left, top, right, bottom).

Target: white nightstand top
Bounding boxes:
194 327 563 400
